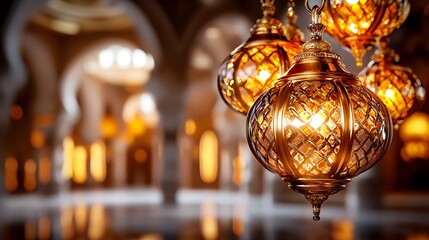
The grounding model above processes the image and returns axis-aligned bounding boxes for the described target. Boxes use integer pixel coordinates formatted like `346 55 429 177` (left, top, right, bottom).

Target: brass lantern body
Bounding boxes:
359 39 425 128
218 2 297 115
322 0 410 66
246 21 393 221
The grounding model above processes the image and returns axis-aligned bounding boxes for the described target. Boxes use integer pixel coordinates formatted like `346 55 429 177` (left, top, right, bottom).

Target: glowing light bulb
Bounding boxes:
258 69 271 82
310 114 324 129
346 0 359 4
98 49 114 69
116 47 132 68
385 88 394 100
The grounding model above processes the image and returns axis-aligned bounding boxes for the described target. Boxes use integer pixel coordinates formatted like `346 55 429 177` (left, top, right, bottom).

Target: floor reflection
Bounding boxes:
1 190 429 240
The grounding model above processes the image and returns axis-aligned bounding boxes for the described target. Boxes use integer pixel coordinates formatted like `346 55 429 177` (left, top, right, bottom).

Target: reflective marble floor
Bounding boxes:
1 190 429 240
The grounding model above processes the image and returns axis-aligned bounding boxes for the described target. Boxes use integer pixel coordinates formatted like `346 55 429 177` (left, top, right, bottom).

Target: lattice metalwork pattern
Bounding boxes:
360 66 424 125
275 81 343 178
340 84 391 177
321 0 409 65
218 43 290 115
247 80 392 179
246 84 286 175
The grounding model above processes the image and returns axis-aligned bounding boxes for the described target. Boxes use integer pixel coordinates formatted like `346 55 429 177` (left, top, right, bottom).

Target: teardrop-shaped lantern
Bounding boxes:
246 1 393 221
322 0 410 66
218 0 297 115
359 37 425 128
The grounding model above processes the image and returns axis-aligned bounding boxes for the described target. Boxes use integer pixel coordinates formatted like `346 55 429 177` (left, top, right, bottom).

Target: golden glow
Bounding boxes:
232 204 245 237
38 216 51 240
25 220 37 240
322 0 410 66
10 105 23 120
63 137 75 179
35 114 54 127
90 142 106 183
332 219 354 240
346 0 359 4
185 119 197 136
199 130 218 183
232 146 245 187
127 117 146 136
88 204 106 240
39 156 51 184
309 113 324 129
218 42 291 115
31 130 45 148
200 202 218 240
100 116 117 139
51 19 80 35
61 207 74 239
290 113 325 130
75 204 88 234
138 234 163 240
5 157 18 192
258 69 271 82
134 149 148 163
384 88 395 100
73 146 88 184
24 159 37 192
401 142 429 161
400 112 429 142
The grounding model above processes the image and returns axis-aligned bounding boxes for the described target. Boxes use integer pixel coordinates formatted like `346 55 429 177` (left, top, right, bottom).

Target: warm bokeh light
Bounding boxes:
199 130 218 183
90 141 106 183
10 105 23 120
73 146 88 184
39 156 51 184
5 157 18 192
88 204 106 240
61 206 74 239
185 119 196 136
399 113 429 142
63 137 75 179
332 219 354 240
232 146 245 187
200 202 218 240
86 44 154 86
123 92 159 131
134 149 148 163
400 112 429 161
31 130 45 149
25 220 37 240
24 159 37 192
38 216 51 240
75 204 88 234
100 116 117 139
232 204 245 237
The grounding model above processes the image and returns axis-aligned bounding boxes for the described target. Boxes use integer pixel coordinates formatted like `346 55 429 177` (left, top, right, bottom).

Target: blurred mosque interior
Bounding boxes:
1 0 429 239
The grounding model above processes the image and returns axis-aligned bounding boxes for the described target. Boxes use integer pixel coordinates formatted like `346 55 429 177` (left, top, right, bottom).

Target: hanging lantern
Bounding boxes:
282 0 304 56
359 37 425 128
218 0 296 115
322 0 410 66
246 1 393 221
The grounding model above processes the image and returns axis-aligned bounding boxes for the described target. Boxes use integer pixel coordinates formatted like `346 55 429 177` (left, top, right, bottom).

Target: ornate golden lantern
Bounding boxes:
283 0 304 55
322 0 410 66
359 38 425 128
246 1 393 221
218 0 296 115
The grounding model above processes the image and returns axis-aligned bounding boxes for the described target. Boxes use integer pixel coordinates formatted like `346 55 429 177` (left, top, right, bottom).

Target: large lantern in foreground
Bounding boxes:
359 38 425 128
322 0 410 66
217 0 297 115
246 2 393 221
